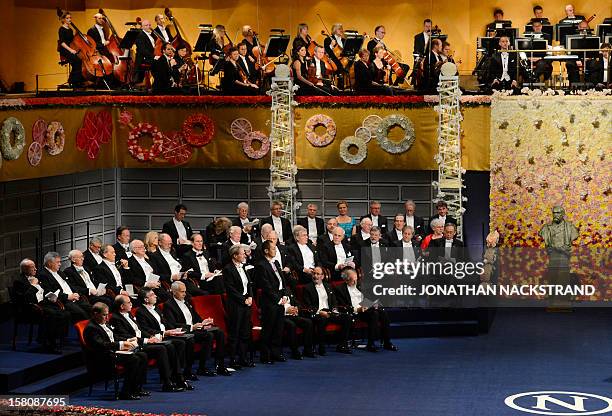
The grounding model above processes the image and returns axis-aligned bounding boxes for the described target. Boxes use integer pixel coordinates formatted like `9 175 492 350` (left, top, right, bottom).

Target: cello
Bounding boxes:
164 8 193 56
58 8 113 81
135 17 164 56
98 8 130 84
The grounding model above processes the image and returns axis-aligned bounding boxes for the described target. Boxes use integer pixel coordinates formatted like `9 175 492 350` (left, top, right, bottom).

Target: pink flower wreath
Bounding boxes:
127 122 164 162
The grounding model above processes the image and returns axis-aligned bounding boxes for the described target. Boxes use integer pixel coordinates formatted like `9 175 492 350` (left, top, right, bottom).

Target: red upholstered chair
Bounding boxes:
191 295 228 338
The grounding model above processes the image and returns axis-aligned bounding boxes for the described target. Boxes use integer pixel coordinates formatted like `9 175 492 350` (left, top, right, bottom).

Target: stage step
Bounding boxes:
9 367 89 395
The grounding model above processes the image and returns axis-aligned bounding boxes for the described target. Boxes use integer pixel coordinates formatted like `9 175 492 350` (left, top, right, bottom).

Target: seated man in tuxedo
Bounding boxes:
316 217 338 247
110 295 188 392
428 200 458 234
335 268 397 352
558 4 585 24
359 201 388 235
525 20 553 82
392 226 421 263
221 226 253 267
127 240 168 303
113 226 132 261
588 43 611 87
487 36 519 91
136 288 198 382
153 14 174 43
318 227 355 280
297 203 325 245
38 251 90 322
261 201 293 244
152 42 181 94
403 199 426 242
83 302 148 400
164 282 231 376
302 266 352 355
287 225 319 284
84 237 104 272
357 227 389 271
351 217 373 254
430 223 465 262
150 233 206 297
237 42 259 85
182 233 224 295
13 258 70 353
386 214 406 244
162 204 193 258
93 244 131 298
64 249 113 308
232 202 259 244
222 245 255 369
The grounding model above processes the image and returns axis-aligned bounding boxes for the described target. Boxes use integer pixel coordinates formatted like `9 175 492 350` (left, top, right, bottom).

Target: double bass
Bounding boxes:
164 8 192 56
58 8 113 81
98 8 130 84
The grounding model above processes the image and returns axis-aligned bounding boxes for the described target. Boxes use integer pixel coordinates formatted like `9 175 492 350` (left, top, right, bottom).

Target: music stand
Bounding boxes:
567 36 600 59
597 24 611 42
494 20 513 30
478 37 498 53
516 38 547 58
342 33 364 57
495 28 518 43
525 24 554 40
265 35 290 57
556 24 577 47
194 28 213 53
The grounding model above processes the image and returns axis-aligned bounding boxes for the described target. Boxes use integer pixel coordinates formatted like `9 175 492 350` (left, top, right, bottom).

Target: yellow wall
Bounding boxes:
1 0 610 90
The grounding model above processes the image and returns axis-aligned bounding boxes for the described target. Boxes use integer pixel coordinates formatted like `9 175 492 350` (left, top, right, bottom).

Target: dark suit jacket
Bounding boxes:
83 249 102 273
110 312 154 344
588 55 612 85
135 30 156 67
413 32 429 56
316 232 334 248
163 297 203 332
153 26 174 42
87 26 107 52
405 215 426 237
222 262 254 307
318 241 352 278
181 249 218 281
260 215 293 244
83 320 121 356
391 239 422 260
38 267 77 304
149 249 181 284
255 259 290 310
12 273 43 305
430 237 465 259
231 216 259 243
297 216 325 237
357 238 390 268
302 281 338 312
236 55 258 82
113 242 130 262
127 255 155 287
162 219 194 247
287 242 319 281
93 261 131 295
152 56 180 92
359 214 389 235
136 305 176 334
488 52 518 83
63 265 95 297
428 215 458 234
386 228 405 243
333 282 360 313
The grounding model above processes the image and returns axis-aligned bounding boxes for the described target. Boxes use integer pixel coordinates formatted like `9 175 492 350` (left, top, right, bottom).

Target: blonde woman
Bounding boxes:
144 231 159 256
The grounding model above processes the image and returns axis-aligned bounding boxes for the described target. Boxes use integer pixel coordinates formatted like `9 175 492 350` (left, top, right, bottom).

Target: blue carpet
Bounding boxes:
70 308 612 416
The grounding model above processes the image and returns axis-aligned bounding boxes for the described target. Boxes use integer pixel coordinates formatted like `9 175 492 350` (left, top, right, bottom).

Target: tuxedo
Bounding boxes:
222 262 254 362
392 239 422 262
220 239 253 267
237 54 258 83
83 249 103 273
152 55 180 93
83 320 147 396
428 215 458 234
153 26 174 43
359 214 389 234
404 215 426 237
302 281 351 349
109 312 180 387
134 30 156 82
430 237 465 261
413 32 430 57
357 238 389 269
256 259 289 360
113 242 131 261
37 267 90 322
63 264 113 307
162 219 194 250
128 255 170 303
261 215 293 244
92 261 131 296
386 228 405 244
181 249 223 294
334 283 392 346
588 54 612 85
488 51 518 85
231 216 259 244
318 240 352 280
87 25 107 52
160 297 226 372
287 242 319 283
297 216 325 239
316 231 335 248
149 249 206 296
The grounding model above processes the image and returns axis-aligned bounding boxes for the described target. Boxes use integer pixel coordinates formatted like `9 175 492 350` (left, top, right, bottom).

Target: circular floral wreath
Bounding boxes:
45 121 65 156
243 131 270 159
182 113 215 147
0 117 26 160
340 135 367 165
127 122 164 162
305 114 336 147
27 141 43 167
161 131 194 165
375 114 415 154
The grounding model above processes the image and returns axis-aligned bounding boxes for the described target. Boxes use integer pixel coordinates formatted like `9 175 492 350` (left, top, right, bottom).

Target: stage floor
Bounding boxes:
70 308 612 416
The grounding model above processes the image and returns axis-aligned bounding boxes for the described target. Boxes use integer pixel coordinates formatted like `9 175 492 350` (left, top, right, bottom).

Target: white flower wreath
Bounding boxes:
305 114 336 147
339 136 367 164
0 116 26 160
375 114 415 154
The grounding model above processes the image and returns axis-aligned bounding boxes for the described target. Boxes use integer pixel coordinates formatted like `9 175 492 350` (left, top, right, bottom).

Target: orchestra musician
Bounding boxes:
151 42 180 93
208 24 228 76
528 5 550 25
353 49 392 95
369 46 394 94
134 19 157 84
311 45 338 94
526 20 553 82
237 42 259 84
438 42 459 75
558 4 585 24
423 38 444 91
241 25 259 60
566 20 593 84
292 45 321 95
292 23 311 58
413 19 432 62
323 23 348 86
57 11 87 87
366 25 409 86
221 47 259 95
87 13 110 53
488 36 519 90
588 43 611 87
154 14 174 44
485 9 506 37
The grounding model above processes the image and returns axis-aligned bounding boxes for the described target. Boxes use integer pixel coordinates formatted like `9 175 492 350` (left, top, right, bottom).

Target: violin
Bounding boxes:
98 8 130 84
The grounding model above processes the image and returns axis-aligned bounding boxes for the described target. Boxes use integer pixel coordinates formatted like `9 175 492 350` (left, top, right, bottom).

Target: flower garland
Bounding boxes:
340 135 367 164
27 141 43 166
127 122 164 162
45 121 65 156
161 131 194 165
243 131 270 159
305 114 336 147
0 403 206 416
182 113 215 147
0 116 26 160
375 114 415 154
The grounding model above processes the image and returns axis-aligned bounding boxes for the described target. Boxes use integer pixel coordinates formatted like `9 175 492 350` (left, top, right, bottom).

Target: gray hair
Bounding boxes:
430 218 445 228
402 225 415 233
360 217 373 227
370 226 382 234
43 251 60 265
158 233 171 242
237 202 249 210
101 243 114 256
404 200 416 208
129 239 143 251
19 258 34 273
229 225 242 235
171 281 185 292
68 249 82 261
229 244 244 257
89 237 102 246
293 225 307 239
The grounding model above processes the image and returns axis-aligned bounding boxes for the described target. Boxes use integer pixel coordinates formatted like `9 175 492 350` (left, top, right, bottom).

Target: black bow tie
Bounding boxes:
196 252 204 257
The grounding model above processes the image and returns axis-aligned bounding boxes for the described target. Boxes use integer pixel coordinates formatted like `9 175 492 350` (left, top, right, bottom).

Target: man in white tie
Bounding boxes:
113 226 132 261
490 36 518 90
297 203 325 245
86 13 110 53
392 226 420 263
387 214 406 244
64 249 113 307
93 244 131 297
403 200 426 241
261 201 292 244
84 237 104 271
316 217 339 247
359 227 388 270
431 223 464 262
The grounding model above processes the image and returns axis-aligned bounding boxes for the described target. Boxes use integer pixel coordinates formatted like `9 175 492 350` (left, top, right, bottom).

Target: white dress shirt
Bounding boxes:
103 259 123 288
307 218 318 241
422 32 430 54
298 243 315 269
405 215 414 229
334 34 344 49
272 216 284 242
315 283 329 311
175 298 193 326
145 304 165 332
46 267 73 295
88 249 103 265
501 52 511 81
314 57 322 78
604 58 609 83
74 266 96 291
402 241 416 262
173 217 188 242
31 281 44 302
194 250 210 275
439 215 447 225
240 56 250 75
95 24 106 44
134 255 153 278
121 312 142 338
145 31 156 47
445 239 453 258
334 243 347 267
361 230 370 241
100 323 115 342
347 285 363 311
371 242 382 264
371 215 379 227
235 263 249 295
394 229 402 240
270 260 284 290
272 250 284 269
158 26 170 42
160 249 182 275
